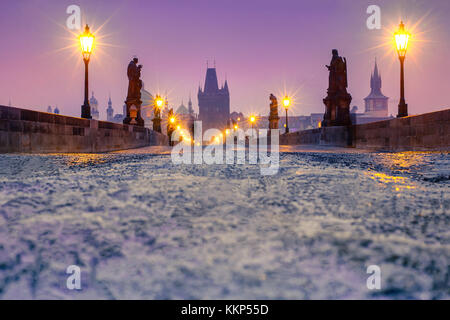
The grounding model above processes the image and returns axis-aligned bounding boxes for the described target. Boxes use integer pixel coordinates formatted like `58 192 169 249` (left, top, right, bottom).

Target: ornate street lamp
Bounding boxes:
79 25 94 119
249 115 256 138
395 21 410 118
152 95 164 133
167 113 177 146
283 96 291 133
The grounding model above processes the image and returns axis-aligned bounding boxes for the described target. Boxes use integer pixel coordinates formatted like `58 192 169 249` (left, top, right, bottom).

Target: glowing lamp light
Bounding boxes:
79 25 94 61
283 96 291 109
234 124 238 130
225 129 230 135
177 125 181 130
250 116 256 123
155 96 164 108
170 117 176 124
395 21 410 59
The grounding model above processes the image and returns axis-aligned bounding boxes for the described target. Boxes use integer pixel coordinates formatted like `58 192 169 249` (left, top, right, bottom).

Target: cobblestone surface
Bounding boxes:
0 147 448 299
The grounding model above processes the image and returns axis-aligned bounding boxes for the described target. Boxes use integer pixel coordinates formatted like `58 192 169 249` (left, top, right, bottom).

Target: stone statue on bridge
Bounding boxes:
123 57 144 127
322 49 352 127
268 94 280 130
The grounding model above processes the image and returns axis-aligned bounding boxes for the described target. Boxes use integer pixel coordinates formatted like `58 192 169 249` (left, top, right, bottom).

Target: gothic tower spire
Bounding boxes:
204 67 219 93
198 63 230 131
364 59 389 117
188 93 194 115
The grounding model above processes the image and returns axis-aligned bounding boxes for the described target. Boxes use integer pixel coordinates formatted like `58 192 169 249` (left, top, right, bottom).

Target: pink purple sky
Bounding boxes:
0 0 449 119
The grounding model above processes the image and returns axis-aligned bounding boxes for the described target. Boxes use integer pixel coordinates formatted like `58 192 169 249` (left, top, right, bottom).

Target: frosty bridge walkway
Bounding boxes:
0 146 448 299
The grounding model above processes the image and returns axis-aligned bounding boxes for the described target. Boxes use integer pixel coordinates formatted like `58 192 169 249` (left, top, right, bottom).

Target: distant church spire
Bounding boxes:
188 93 194 115
364 59 389 117
223 79 229 93
107 92 114 122
373 58 379 78
370 58 382 95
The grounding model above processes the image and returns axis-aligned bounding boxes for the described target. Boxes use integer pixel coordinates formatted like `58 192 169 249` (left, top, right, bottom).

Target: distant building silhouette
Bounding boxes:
176 97 197 135
348 60 393 125
364 60 389 117
113 109 125 123
90 92 100 120
187 95 194 115
176 100 188 115
230 111 244 123
140 86 155 129
106 95 114 122
198 67 230 131
53 106 60 114
47 106 52 113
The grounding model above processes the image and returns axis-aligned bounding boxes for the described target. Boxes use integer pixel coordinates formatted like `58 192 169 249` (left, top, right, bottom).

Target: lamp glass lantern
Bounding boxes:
283 96 291 109
155 96 164 108
395 21 410 59
79 25 94 62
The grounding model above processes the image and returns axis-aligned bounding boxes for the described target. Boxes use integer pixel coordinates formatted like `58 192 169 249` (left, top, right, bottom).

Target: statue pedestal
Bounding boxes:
123 99 144 127
269 115 280 130
322 92 352 127
152 117 161 133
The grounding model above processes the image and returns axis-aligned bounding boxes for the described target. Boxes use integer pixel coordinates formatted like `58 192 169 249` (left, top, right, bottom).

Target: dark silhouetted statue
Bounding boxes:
268 94 280 130
123 57 144 126
322 49 352 127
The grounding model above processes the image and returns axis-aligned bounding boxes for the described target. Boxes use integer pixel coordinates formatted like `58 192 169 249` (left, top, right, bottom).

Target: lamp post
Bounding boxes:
79 25 94 119
249 115 256 138
283 96 290 133
168 114 176 146
152 95 164 133
395 21 410 118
